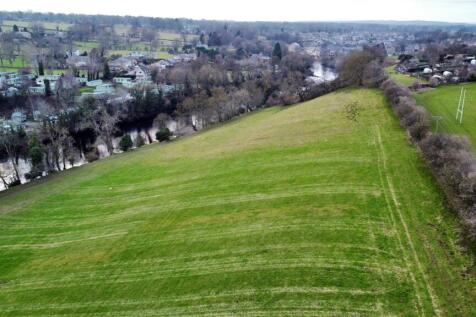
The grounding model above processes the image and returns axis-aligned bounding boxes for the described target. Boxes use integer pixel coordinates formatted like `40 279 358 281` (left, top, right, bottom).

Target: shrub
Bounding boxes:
381 78 476 250
119 135 133 152
84 148 100 163
156 128 171 142
380 79 430 143
8 179 21 188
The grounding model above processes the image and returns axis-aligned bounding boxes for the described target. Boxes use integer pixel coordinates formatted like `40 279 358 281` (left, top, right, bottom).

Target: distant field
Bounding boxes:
385 66 426 87
415 83 476 144
0 57 30 72
158 31 199 42
44 69 70 76
1 20 72 31
1 89 476 315
74 41 100 52
0 57 29 69
74 41 175 59
112 24 195 42
79 86 95 93
107 49 174 59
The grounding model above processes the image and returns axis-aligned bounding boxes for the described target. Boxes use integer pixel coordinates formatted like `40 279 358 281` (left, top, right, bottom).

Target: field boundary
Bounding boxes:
374 125 441 316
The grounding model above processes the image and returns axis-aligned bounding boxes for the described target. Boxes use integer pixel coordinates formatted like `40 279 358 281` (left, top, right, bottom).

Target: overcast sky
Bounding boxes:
2 0 476 24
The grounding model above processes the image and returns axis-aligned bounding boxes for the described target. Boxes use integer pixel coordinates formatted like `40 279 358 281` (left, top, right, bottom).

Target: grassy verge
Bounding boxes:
385 65 426 87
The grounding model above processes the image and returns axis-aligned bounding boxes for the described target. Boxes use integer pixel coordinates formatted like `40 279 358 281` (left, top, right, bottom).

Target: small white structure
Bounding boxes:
127 66 150 82
36 75 61 91
86 79 103 87
95 83 114 94
11 111 26 124
472 60 476 66
5 87 19 97
288 42 303 53
113 77 135 89
28 86 46 95
443 71 453 77
423 68 433 74
113 77 132 85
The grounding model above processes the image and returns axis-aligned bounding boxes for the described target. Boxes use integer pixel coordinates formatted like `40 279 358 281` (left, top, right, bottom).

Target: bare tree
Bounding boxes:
0 169 9 189
142 28 157 51
40 121 66 171
91 105 119 155
56 76 80 108
0 131 23 181
0 33 16 66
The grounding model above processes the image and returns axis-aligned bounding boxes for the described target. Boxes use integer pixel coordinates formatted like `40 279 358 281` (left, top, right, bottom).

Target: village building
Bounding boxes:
28 85 46 96
113 77 135 89
4 87 19 97
127 65 151 82
86 79 103 87
109 56 137 72
66 56 89 68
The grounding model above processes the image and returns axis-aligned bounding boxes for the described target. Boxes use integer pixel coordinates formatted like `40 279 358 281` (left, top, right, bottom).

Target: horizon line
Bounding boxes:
0 10 475 26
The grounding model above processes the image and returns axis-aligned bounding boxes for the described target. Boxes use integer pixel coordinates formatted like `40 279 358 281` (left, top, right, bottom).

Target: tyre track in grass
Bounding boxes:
375 125 441 316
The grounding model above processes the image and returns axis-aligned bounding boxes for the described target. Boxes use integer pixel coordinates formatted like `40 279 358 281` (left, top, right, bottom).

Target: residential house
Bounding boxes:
16 31 32 40
4 87 19 97
127 65 150 82
109 56 137 72
11 111 27 125
6 73 22 87
28 85 46 96
113 77 135 89
158 84 184 95
150 60 171 71
36 75 61 92
95 83 115 94
66 56 89 68
86 79 103 87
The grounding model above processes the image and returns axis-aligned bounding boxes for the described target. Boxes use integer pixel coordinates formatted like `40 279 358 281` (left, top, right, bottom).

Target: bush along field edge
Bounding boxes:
380 76 476 252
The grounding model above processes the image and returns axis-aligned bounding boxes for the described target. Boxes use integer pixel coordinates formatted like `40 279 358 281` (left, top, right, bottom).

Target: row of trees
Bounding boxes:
0 96 123 188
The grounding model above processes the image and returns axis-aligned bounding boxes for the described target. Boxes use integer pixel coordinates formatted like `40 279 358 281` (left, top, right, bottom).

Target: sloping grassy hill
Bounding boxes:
1 89 476 316
415 83 476 145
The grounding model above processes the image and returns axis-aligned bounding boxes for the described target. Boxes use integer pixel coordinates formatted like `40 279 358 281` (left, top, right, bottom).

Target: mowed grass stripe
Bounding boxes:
1 88 476 315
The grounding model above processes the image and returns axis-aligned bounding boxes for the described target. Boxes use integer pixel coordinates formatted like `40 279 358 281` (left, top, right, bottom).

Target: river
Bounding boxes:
308 62 338 84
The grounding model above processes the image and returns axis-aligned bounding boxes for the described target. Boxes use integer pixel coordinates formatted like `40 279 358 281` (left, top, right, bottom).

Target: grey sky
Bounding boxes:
2 0 476 23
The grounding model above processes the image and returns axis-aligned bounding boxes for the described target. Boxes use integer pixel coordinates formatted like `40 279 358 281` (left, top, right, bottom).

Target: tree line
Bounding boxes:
380 68 476 251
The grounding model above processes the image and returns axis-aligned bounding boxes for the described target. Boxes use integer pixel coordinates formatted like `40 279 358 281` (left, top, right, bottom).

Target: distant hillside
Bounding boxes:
1 89 476 315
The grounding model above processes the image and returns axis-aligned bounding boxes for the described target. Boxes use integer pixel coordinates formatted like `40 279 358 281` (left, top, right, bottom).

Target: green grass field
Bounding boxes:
0 57 30 71
107 49 174 59
415 83 476 144
2 20 72 31
385 66 426 87
1 89 476 316
79 86 95 94
74 41 175 59
74 41 100 52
